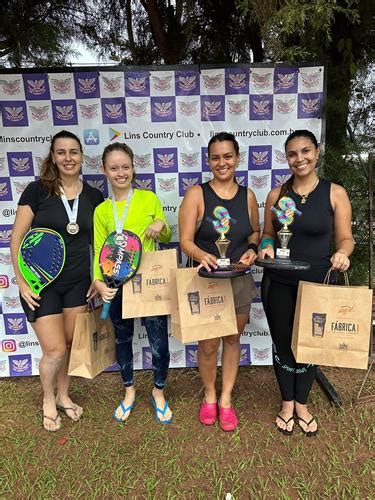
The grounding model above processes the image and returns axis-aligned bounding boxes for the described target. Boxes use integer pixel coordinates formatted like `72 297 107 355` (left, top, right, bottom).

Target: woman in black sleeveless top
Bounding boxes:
259 130 354 437
179 132 260 432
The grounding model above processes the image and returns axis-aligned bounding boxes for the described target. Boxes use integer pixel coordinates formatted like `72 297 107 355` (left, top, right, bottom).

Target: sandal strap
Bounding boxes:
155 401 169 416
297 415 316 426
119 401 134 415
43 414 59 422
277 414 294 425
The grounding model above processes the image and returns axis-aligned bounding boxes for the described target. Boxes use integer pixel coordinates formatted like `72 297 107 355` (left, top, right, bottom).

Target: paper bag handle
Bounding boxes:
324 269 349 286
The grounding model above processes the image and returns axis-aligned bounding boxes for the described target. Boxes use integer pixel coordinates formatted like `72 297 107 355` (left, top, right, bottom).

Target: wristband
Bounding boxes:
259 238 274 250
247 243 258 254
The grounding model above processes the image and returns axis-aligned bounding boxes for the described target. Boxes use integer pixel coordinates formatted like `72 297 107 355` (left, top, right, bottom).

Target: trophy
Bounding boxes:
198 206 252 279
255 196 310 271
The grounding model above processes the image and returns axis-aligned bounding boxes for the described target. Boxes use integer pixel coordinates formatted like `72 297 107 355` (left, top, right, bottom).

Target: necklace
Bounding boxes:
293 177 319 204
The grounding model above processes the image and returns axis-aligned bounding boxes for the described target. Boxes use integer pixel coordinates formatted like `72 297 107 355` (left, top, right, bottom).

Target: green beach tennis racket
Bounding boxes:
18 228 66 322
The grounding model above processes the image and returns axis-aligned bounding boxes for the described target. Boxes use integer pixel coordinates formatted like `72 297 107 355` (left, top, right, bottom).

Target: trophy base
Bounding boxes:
255 258 310 271
198 262 252 279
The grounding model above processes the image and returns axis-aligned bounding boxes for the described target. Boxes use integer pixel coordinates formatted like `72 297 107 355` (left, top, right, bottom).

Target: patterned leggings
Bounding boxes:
109 291 170 389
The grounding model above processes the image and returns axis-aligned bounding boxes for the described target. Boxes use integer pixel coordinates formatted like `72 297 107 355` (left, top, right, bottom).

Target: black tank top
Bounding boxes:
194 182 253 263
265 178 334 285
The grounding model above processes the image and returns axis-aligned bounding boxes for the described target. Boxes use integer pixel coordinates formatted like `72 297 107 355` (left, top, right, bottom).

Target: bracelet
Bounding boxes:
247 243 258 254
259 238 274 249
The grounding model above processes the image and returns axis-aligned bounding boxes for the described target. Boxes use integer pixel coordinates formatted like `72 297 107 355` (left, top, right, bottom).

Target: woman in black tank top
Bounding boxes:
259 130 354 437
179 132 260 432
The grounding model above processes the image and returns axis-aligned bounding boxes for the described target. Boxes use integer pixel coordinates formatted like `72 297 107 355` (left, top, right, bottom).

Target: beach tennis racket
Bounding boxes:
99 230 142 320
18 228 66 322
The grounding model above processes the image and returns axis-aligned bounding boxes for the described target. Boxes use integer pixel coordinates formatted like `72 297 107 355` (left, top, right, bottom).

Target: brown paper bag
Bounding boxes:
122 249 177 318
291 280 373 369
68 306 116 379
170 267 238 343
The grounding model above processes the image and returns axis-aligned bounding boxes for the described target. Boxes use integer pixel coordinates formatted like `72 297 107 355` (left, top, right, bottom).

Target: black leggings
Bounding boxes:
261 275 317 404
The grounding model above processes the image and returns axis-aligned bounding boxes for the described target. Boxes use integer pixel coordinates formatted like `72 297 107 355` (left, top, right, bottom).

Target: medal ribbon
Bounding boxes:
60 186 79 227
111 188 134 234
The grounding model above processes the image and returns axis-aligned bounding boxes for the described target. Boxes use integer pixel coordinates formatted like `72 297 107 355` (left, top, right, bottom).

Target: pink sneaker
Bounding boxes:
218 405 238 431
199 401 218 425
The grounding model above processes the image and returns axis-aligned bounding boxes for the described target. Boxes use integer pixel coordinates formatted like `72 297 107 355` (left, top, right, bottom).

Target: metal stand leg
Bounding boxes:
315 367 342 407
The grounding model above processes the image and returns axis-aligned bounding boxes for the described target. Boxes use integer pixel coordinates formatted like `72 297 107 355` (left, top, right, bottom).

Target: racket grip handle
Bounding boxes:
100 301 112 320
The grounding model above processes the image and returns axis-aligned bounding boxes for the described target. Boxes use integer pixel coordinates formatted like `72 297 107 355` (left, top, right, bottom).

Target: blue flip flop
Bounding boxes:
113 401 135 422
152 396 173 425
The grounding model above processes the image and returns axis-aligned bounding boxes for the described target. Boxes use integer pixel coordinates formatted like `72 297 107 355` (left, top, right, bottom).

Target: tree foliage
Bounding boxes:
0 0 82 67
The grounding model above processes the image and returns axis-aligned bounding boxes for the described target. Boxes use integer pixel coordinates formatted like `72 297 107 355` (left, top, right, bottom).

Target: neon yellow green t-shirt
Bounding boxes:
93 189 171 282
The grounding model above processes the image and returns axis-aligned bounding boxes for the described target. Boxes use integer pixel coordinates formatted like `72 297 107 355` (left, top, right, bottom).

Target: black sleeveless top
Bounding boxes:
194 182 253 263
265 178 334 285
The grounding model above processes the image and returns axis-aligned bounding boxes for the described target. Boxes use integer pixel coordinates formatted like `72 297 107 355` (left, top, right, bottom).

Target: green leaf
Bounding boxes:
337 38 345 52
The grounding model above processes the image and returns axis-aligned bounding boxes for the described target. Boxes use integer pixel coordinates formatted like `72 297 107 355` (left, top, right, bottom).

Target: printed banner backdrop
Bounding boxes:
0 64 325 377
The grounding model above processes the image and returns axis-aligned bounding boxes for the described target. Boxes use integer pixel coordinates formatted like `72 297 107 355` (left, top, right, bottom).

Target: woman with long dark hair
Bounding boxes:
10 130 103 431
259 129 354 436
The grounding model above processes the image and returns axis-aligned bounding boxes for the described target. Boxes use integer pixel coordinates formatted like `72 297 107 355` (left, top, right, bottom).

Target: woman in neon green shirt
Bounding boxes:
94 142 173 424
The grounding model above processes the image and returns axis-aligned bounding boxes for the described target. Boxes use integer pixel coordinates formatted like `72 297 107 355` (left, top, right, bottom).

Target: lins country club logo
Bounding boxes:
25 79 47 96
202 73 223 90
154 148 178 173
151 98 176 122
158 178 176 192
249 146 272 170
29 105 49 121
78 78 97 95
275 97 296 114
102 75 121 93
300 70 321 89
178 100 198 116
7 152 34 176
134 154 151 169
50 77 72 94
180 152 199 168
152 75 173 92
4 313 28 335
2 102 29 126
201 96 225 121
9 354 32 376
74 73 100 98
175 71 200 95
250 174 269 189
250 96 273 120
83 155 102 171
101 98 127 124
250 71 273 90
128 101 148 117
79 103 99 119
228 100 246 115
23 74 51 99
0 78 21 95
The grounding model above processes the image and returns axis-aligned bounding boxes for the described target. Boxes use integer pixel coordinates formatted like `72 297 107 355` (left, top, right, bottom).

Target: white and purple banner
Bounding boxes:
0 64 325 377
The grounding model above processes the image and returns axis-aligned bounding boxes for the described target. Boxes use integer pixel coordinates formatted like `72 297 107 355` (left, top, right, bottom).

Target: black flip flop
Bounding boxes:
296 415 318 437
276 414 294 435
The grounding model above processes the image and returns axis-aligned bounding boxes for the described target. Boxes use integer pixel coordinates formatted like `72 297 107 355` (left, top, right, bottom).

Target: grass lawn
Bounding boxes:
0 366 374 498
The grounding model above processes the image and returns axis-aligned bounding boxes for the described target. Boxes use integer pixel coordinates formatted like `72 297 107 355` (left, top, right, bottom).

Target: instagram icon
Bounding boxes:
2 339 16 352
0 274 9 288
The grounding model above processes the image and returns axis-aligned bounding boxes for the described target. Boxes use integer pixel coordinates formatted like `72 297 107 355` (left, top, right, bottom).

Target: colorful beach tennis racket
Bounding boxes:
18 228 66 322
99 230 142 320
